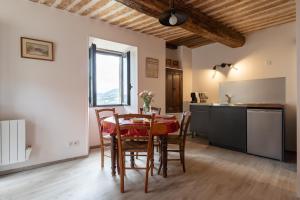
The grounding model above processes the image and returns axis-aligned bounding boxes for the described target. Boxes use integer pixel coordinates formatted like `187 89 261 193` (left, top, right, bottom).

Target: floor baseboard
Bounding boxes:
0 155 88 176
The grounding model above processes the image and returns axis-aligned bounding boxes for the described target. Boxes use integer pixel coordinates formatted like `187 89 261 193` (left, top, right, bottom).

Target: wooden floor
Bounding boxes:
0 138 297 200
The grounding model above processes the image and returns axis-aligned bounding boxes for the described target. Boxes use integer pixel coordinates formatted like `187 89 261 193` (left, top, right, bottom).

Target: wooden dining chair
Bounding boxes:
158 111 191 173
95 108 116 168
114 113 155 193
139 106 161 156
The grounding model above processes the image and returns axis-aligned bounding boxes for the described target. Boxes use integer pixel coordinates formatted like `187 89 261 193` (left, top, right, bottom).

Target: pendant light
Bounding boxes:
159 0 188 26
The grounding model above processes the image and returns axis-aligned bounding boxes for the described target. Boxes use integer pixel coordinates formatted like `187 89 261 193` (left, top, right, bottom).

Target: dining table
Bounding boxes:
102 114 180 178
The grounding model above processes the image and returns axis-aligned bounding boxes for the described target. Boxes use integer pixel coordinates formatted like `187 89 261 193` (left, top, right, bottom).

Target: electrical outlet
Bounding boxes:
68 141 73 147
74 140 80 146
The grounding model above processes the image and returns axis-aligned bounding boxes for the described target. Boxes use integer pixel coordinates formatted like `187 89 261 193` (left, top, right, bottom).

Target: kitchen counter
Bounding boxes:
190 103 285 160
190 103 284 109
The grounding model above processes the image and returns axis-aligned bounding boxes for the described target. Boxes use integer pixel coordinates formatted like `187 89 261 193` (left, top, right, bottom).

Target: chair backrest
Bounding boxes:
179 112 191 146
139 107 161 115
95 108 116 142
114 113 155 151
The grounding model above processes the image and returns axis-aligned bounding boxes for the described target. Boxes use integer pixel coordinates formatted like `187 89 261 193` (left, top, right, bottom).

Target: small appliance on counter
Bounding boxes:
199 92 208 103
190 92 197 103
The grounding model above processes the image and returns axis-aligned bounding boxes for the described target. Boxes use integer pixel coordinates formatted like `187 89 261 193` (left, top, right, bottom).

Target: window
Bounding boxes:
89 44 131 106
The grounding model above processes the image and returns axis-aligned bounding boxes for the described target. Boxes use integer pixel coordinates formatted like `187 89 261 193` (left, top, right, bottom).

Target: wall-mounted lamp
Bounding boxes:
212 63 237 79
213 63 232 71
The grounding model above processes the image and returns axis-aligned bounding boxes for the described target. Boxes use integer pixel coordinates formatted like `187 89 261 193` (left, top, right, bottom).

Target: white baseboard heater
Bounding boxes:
0 120 32 165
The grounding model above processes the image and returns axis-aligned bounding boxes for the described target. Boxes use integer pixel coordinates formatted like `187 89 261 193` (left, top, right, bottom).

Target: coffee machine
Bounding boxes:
190 92 197 103
190 92 208 103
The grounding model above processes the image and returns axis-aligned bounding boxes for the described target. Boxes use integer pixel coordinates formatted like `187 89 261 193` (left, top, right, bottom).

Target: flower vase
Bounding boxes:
143 102 151 113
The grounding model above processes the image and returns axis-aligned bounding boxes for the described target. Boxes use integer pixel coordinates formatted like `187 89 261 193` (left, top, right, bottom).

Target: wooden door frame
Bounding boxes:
165 68 183 113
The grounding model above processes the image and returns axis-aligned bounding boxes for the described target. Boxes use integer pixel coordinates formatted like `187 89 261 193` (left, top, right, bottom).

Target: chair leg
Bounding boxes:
179 146 183 164
151 147 154 176
119 154 125 193
158 147 162 175
182 149 186 173
136 152 139 159
100 146 104 168
117 150 120 175
145 153 150 193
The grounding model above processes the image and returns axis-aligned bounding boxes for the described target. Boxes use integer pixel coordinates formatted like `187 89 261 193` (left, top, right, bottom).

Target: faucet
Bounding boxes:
225 94 232 104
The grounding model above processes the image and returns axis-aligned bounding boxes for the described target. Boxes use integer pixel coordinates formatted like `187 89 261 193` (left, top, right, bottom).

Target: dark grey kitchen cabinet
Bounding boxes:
209 106 247 152
190 105 210 137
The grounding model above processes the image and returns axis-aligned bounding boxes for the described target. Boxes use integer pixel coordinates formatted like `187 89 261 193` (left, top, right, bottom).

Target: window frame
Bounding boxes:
90 48 131 107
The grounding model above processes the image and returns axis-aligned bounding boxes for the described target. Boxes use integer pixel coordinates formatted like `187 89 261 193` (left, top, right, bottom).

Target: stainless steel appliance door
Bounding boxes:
247 109 282 160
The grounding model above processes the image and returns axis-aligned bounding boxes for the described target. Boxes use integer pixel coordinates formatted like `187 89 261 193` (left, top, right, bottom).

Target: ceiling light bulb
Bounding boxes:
169 13 177 25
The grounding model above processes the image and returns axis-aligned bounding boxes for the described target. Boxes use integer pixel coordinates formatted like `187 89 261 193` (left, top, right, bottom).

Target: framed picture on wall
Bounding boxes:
172 60 179 68
21 37 54 61
166 59 172 67
145 57 159 78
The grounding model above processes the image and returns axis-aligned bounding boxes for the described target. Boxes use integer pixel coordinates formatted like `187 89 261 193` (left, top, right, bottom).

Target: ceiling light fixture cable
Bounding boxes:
159 0 188 26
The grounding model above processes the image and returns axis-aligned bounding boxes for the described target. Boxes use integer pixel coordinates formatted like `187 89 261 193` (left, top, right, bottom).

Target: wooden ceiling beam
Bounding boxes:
167 35 213 48
115 0 245 48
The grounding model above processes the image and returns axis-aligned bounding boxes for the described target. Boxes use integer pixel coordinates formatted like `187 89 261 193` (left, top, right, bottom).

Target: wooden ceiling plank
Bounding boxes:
192 0 221 9
116 14 150 27
199 0 238 12
232 8 295 28
214 0 294 21
42 0 57 6
80 0 111 16
160 32 194 41
111 10 148 27
56 0 76 9
115 0 245 48
69 0 91 13
94 3 124 20
207 0 261 17
239 14 295 32
102 6 133 22
105 9 135 23
223 3 295 25
237 12 295 28
154 29 190 37
220 3 295 25
131 20 159 31
241 18 295 34
141 25 170 34
153 27 187 35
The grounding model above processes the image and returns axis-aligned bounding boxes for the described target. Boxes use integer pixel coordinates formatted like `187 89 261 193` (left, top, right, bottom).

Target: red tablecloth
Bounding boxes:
102 115 180 136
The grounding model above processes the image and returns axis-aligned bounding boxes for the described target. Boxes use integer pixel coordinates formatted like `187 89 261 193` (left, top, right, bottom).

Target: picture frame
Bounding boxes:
172 60 179 68
166 59 172 67
145 57 159 78
21 37 54 61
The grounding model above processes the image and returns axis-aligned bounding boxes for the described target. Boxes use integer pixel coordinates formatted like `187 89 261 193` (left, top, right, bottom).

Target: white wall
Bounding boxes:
0 0 165 171
179 46 192 111
192 22 296 151
296 0 300 196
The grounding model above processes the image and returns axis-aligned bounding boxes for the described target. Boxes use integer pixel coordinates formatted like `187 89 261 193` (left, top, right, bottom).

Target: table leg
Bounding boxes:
111 135 116 176
160 135 168 178
130 152 135 168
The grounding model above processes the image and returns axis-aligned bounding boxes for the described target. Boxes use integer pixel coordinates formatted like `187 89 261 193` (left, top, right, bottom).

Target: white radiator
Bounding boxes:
0 120 31 165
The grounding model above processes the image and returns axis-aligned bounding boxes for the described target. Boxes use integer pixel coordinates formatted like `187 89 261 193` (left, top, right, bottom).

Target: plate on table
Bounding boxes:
159 114 175 119
131 118 145 123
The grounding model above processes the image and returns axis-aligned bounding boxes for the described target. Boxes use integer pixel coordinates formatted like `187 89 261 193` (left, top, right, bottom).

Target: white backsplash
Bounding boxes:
219 77 286 104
